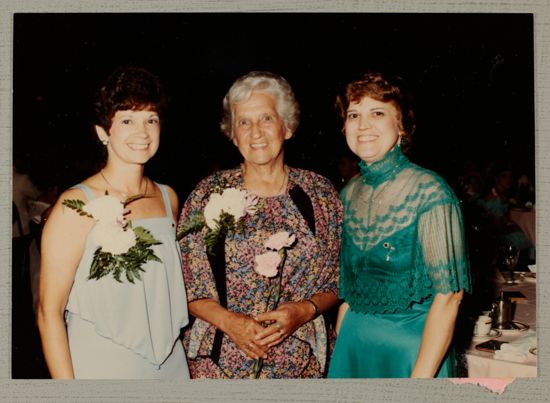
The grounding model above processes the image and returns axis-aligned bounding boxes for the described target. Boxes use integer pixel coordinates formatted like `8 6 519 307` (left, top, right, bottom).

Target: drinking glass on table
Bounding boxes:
473 314 493 336
499 244 520 285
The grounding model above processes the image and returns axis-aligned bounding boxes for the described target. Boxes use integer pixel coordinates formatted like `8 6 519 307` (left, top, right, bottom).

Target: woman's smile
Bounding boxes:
344 96 400 164
232 91 291 167
127 143 150 151
357 134 378 142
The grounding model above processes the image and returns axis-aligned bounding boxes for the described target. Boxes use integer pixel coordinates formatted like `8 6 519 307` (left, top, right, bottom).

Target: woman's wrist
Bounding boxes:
304 298 319 321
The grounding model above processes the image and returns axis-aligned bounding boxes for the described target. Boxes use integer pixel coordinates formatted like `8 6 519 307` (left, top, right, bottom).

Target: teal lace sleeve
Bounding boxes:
417 201 472 295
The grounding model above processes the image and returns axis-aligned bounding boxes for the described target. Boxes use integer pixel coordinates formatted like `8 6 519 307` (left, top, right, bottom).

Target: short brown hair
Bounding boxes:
336 71 415 152
94 65 167 132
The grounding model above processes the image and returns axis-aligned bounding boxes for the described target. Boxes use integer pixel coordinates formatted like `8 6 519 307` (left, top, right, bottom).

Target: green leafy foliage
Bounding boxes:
88 225 162 283
204 211 236 256
177 210 237 257
62 196 163 284
61 199 93 218
176 213 206 241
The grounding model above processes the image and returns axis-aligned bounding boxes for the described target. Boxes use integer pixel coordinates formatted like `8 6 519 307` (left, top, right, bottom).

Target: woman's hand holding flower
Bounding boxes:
222 312 268 360
253 301 313 348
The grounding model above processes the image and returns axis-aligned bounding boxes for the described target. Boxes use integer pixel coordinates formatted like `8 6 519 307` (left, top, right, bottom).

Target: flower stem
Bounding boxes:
273 249 286 307
252 357 263 379
251 248 287 379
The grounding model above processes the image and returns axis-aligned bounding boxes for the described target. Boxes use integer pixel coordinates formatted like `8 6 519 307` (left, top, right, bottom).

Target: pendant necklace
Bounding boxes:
100 170 148 200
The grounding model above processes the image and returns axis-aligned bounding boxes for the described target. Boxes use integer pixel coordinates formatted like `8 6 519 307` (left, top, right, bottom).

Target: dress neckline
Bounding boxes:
358 145 409 187
236 165 294 199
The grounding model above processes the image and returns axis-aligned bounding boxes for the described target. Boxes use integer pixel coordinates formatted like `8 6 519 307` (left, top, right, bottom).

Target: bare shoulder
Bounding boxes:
46 182 96 230
40 183 96 287
163 184 179 220
164 185 179 207
59 174 105 203
57 186 88 203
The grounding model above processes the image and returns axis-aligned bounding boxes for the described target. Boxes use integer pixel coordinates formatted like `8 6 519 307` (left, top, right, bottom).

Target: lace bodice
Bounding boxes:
340 146 471 314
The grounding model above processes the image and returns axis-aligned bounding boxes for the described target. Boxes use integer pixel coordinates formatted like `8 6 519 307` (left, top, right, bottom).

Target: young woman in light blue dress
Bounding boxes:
328 72 471 378
38 66 189 379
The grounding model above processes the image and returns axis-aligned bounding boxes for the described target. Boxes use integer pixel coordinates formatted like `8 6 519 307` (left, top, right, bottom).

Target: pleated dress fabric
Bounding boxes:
65 183 190 379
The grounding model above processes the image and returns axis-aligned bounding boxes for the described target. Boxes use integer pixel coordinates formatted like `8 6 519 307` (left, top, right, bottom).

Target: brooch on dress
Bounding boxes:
383 242 396 262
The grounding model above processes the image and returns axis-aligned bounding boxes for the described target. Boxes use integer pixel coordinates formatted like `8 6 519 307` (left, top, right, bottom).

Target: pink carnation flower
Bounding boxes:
265 231 296 251
254 251 281 278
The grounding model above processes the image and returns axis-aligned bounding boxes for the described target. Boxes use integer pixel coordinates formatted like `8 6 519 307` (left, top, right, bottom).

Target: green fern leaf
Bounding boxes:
62 199 93 218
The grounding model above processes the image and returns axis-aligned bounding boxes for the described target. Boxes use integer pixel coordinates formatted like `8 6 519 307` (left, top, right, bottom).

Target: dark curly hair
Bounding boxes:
336 71 416 152
94 65 167 132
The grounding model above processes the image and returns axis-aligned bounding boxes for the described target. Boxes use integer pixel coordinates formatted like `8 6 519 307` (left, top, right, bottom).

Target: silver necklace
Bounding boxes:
100 170 148 199
276 166 288 195
242 165 288 197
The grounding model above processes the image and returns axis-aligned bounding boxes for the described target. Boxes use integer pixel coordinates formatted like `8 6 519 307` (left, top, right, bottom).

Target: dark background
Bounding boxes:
13 13 534 200
11 12 534 379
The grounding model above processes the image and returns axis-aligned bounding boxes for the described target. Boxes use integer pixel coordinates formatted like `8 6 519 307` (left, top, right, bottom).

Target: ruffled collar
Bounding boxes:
359 145 409 187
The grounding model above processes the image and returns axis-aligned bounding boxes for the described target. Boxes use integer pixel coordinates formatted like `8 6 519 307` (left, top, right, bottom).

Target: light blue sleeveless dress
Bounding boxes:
328 146 471 378
65 183 190 379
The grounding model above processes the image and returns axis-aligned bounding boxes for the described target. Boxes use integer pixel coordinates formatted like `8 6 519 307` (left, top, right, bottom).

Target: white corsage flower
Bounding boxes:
83 194 125 222
178 186 257 257
203 193 224 230
204 188 248 230
62 193 162 283
221 188 248 219
90 221 136 255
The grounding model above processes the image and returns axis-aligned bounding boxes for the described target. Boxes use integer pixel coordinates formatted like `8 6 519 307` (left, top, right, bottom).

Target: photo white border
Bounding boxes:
1 1 549 401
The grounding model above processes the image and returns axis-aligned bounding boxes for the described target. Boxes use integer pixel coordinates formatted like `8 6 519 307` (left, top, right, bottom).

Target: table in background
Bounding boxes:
465 275 536 377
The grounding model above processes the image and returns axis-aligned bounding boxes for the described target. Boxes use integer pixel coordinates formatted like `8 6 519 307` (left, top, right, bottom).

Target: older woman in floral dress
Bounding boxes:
178 71 342 378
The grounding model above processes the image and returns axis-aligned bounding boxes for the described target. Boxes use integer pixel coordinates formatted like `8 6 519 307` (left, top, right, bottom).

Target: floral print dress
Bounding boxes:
178 166 342 378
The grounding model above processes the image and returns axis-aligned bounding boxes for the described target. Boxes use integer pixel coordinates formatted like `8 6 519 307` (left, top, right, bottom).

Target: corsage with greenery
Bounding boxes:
62 193 162 283
177 186 258 255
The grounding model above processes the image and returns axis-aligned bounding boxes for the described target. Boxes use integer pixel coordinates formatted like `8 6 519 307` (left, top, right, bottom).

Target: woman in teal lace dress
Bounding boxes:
328 72 471 378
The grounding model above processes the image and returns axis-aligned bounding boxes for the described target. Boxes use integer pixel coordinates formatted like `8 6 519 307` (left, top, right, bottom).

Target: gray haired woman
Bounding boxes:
178 71 342 378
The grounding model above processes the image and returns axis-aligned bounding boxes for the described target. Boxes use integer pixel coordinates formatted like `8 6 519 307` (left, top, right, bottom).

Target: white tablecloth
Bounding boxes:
465 278 537 377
